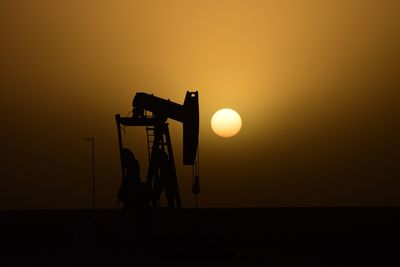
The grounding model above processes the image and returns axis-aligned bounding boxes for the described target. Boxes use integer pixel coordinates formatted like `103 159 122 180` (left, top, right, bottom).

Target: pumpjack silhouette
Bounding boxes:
116 91 200 208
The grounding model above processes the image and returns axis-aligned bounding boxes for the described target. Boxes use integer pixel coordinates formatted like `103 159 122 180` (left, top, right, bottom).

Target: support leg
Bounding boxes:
164 126 182 208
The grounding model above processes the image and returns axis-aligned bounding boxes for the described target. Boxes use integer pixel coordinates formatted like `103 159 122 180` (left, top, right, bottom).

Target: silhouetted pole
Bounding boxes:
83 137 95 209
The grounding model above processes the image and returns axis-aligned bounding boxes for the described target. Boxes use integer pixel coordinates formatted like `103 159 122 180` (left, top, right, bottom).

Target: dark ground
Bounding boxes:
0 207 399 266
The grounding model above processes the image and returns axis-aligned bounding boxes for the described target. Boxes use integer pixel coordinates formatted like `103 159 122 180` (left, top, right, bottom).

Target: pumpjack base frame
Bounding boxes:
115 114 182 208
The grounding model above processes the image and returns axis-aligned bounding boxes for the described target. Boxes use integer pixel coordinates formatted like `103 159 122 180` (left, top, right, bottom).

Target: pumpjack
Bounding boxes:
115 91 200 208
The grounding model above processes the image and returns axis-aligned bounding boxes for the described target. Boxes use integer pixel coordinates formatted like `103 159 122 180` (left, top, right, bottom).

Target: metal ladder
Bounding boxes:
145 111 155 161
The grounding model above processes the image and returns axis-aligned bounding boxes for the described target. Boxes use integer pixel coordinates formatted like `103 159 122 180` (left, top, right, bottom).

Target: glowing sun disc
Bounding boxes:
211 108 242 138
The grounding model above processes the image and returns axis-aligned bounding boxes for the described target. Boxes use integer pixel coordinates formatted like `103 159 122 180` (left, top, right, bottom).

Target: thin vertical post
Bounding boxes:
83 137 96 209
91 138 95 209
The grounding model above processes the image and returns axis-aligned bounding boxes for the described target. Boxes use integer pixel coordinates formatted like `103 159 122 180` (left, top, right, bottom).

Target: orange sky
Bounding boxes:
0 0 399 209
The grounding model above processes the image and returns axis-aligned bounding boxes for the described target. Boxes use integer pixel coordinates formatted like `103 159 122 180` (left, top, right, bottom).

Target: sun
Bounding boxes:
211 108 242 138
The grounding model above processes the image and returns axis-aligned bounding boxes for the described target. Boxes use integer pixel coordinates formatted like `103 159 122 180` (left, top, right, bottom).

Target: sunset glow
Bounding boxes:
211 108 242 138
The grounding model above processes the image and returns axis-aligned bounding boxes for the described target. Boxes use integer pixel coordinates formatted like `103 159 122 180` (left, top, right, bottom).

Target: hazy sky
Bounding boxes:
0 0 399 209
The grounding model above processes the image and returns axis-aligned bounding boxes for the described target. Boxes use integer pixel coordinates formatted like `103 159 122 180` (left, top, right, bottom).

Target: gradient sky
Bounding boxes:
0 0 399 209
